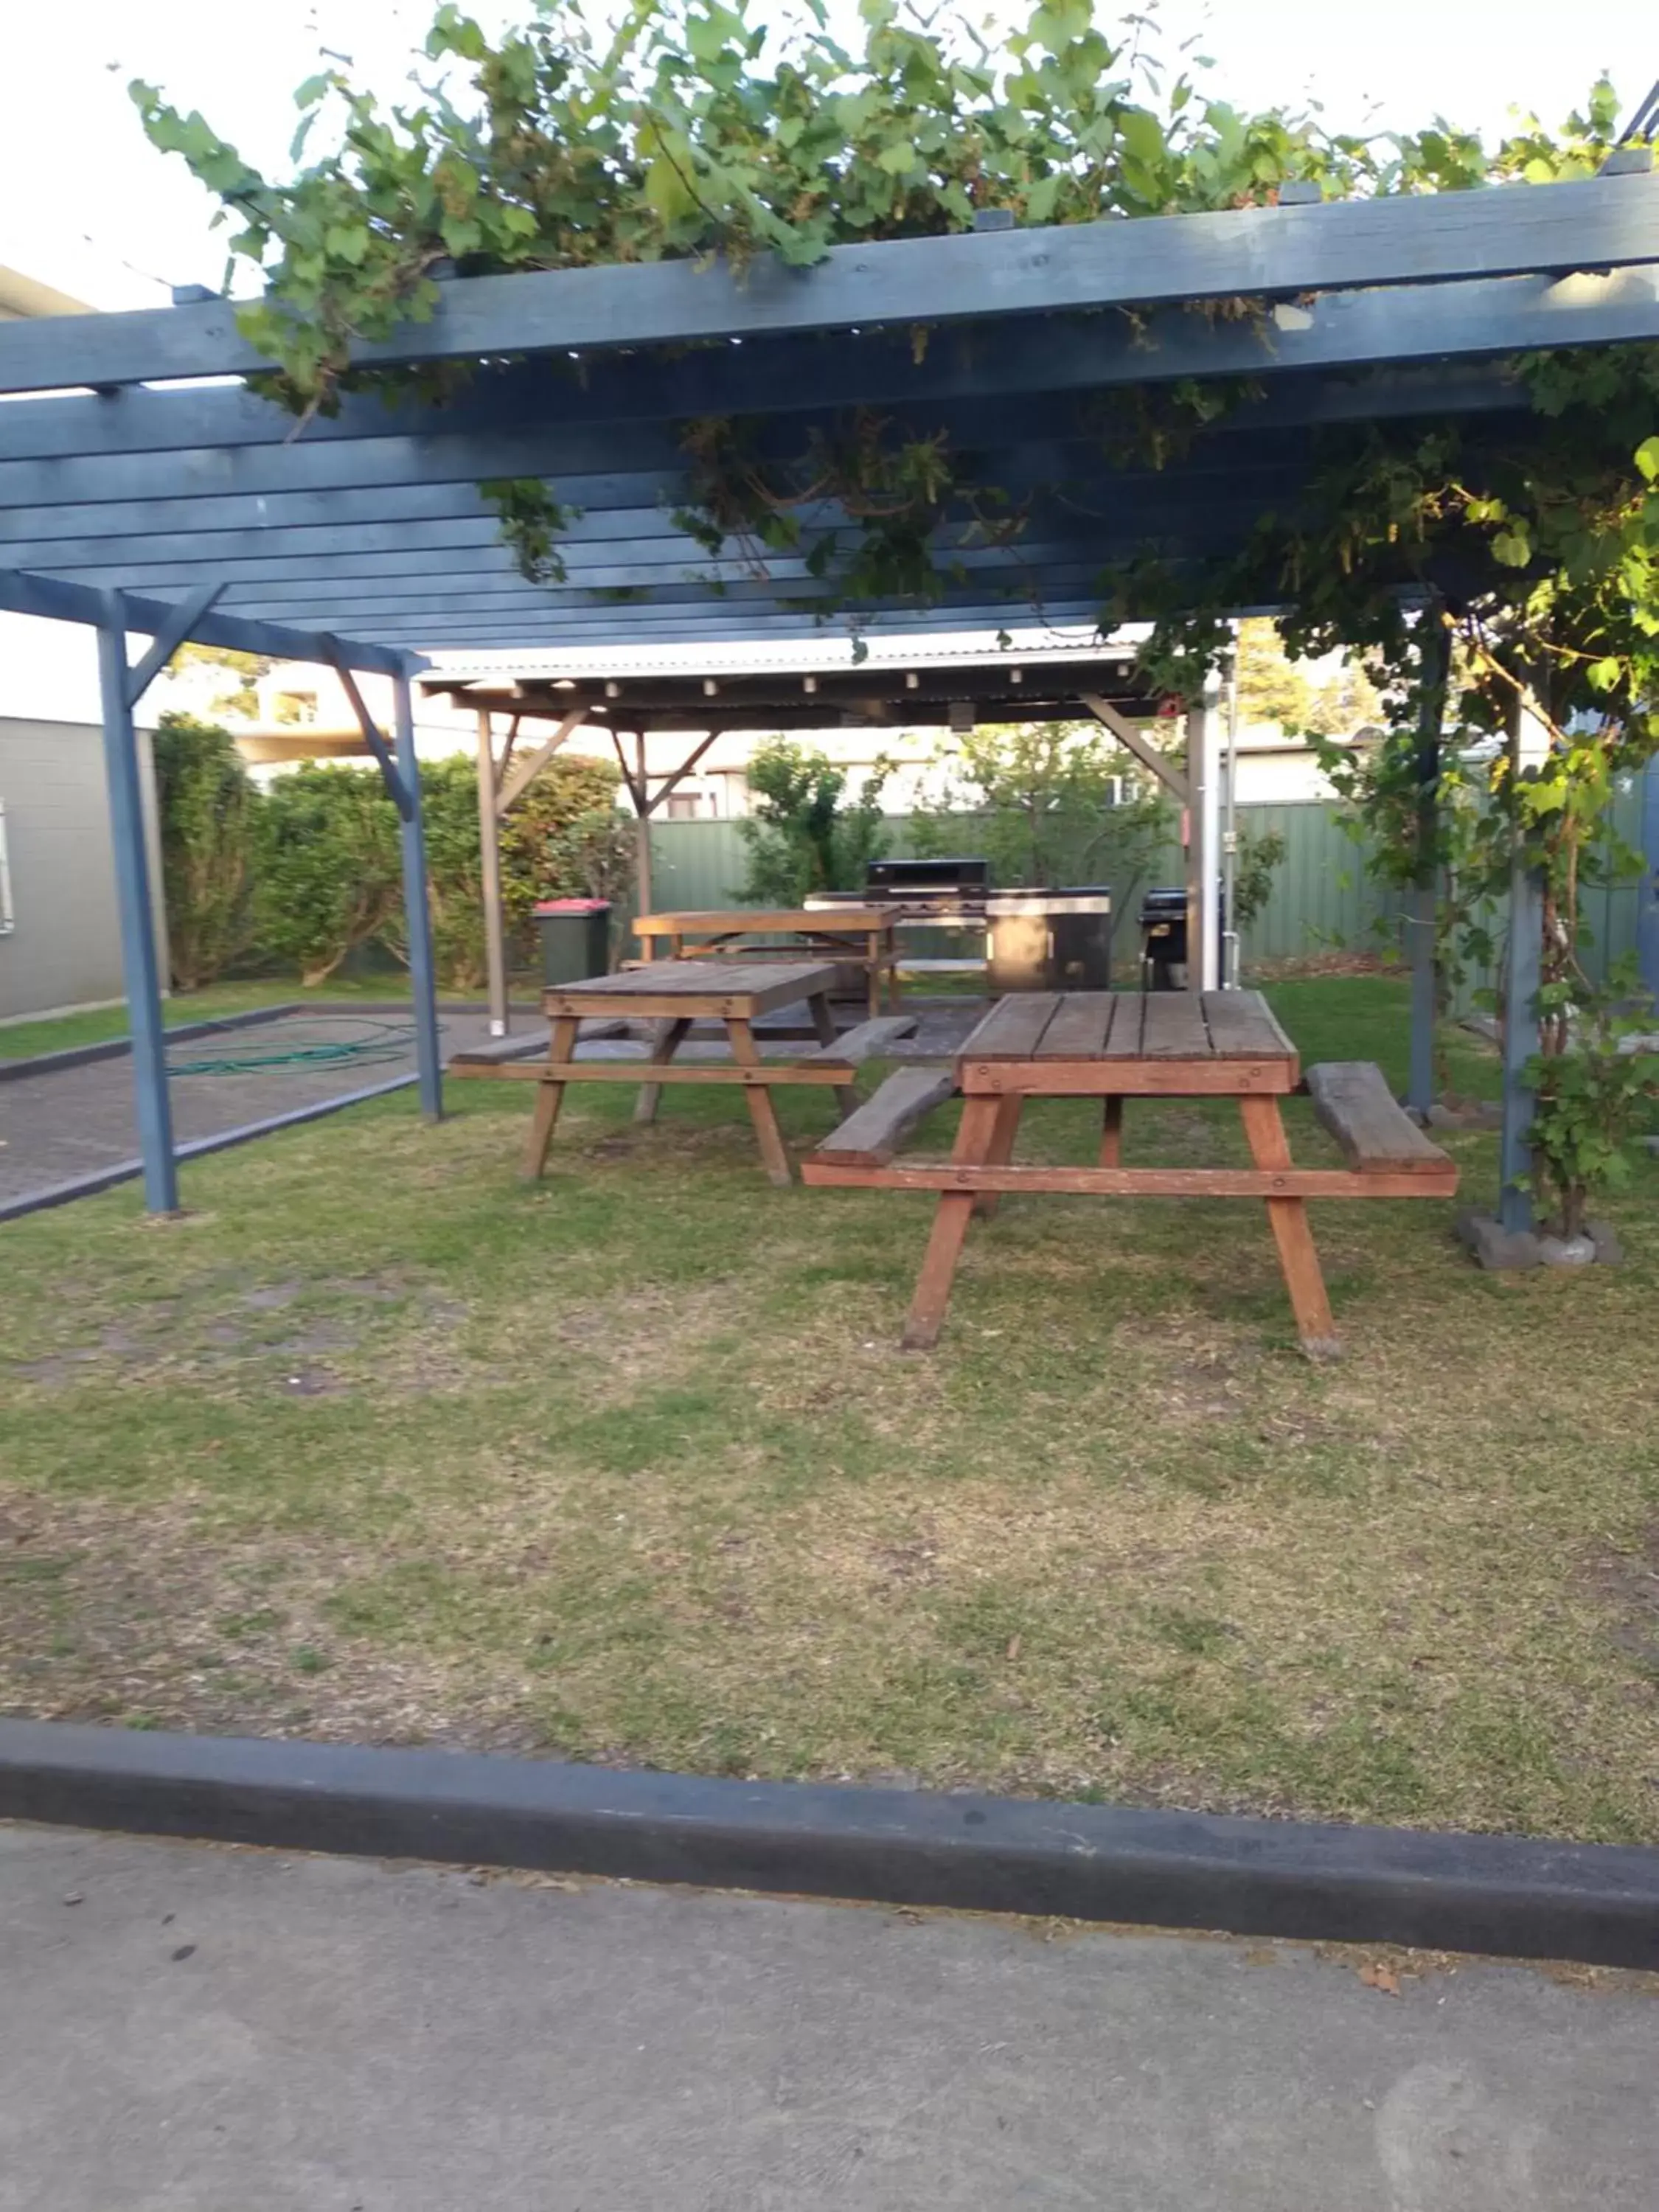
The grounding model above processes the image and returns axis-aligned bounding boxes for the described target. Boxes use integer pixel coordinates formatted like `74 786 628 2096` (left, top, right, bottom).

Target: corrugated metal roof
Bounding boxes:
422 623 1148 683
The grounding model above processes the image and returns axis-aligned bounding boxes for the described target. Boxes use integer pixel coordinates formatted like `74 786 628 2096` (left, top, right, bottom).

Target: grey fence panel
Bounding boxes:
642 802 1405 971
1444 776 1646 1018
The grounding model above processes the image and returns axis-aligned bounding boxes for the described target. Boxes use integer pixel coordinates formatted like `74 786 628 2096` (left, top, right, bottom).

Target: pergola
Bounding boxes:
3 167 1658 1217
420 644 1179 1034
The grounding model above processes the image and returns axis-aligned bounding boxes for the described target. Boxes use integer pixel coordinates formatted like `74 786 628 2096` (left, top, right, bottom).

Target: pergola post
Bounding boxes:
476 709 510 1037
95 594 178 1213
395 662 444 1120
1498 695 1546 1233
1639 753 1659 1012
1407 620 1450 1118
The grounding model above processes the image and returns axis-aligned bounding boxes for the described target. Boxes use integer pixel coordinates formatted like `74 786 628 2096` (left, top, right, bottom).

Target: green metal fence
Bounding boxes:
643 801 1402 973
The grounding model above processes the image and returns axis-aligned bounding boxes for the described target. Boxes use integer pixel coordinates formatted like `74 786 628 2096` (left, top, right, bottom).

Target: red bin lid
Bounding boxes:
534 898 611 914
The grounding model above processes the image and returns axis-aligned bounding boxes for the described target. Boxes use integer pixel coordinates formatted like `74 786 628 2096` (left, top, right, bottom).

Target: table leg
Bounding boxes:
1237 1094 1340 1358
1099 1095 1124 1167
901 1093 1001 1350
866 932 881 1020
808 991 858 1119
634 1017 691 1125
726 1017 794 1187
521 1016 580 1180
973 1093 1024 1218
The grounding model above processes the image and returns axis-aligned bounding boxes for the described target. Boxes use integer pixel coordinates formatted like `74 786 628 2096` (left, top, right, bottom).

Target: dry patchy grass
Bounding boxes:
2 977 1658 1843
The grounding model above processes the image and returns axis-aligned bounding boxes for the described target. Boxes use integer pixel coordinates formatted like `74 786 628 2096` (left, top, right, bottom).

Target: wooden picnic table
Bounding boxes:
458 959 914 1188
801 990 1457 1354
633 908 900 1018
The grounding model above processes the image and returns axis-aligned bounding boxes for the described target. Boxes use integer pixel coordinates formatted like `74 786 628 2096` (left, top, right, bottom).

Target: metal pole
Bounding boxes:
394 663 444 1120
1220 640 1241 989
1498 695 1543 1232
1407 621 1450 1118
1186 681 1222 991
476 709 509 1037
95 597 179 1213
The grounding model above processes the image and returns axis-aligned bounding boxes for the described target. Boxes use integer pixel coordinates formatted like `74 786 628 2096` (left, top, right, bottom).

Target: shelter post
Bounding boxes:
476 709 510 1036
1408 620 1450 1118
633 731 654 933
94 592 180 1213
395 662 444 1119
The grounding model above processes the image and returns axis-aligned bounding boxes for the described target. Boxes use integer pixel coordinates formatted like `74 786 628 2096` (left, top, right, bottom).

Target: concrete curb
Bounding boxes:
0 1720 1655 1967
0 1002 300 1085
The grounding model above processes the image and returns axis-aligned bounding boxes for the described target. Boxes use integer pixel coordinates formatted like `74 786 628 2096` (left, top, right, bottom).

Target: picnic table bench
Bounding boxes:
801 990 1457 1354
453 959 914 1186
631 908 900 1017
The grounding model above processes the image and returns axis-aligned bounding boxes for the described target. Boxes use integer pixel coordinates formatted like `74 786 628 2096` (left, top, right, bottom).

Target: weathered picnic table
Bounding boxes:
457 959 914 1187
801 990 1458 1354
632 908 900 1017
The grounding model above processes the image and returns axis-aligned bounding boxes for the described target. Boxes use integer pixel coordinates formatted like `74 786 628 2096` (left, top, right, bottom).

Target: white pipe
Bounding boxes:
1196 678 1223 991
1220 636 1241 988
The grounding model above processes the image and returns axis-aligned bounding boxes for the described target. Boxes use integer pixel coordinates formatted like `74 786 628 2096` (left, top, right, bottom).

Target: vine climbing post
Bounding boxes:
395 659 444 1122
1408 618 1450 1119
1640 754 1659 1012
1498 695 1547 1232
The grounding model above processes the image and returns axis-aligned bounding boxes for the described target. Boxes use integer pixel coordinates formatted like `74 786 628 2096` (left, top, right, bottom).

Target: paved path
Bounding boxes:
0 1008 507 1207
0 1823 1654 2211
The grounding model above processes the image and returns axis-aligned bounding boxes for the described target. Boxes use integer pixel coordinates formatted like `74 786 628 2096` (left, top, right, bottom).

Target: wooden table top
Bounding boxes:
545 959 841 1015
959 990 1297 1065
633 908 894 936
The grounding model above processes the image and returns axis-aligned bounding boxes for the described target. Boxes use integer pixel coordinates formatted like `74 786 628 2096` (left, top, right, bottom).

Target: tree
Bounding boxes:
151 712 260 990
166 644 274 721
913 720 1174 911
736 739 889 905
1234 619 1381 738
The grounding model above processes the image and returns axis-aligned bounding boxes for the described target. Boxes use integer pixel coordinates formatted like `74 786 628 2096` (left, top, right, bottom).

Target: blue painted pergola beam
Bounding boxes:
1 173 1655 395
0 568 414 677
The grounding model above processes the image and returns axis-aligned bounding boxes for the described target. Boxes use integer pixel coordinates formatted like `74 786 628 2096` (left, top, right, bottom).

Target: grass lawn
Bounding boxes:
3 974 1657 1843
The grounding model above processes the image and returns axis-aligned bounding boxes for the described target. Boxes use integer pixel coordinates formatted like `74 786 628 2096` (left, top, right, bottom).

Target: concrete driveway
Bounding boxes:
0 1822 1655 2210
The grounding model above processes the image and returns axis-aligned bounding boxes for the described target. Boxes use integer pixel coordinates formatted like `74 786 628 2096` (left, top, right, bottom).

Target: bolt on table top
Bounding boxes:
956 990 1299 1092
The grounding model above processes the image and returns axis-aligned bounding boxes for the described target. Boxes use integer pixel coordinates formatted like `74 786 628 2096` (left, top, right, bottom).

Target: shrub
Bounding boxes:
151 712 260 990
251 764 401 986
246 751 625 990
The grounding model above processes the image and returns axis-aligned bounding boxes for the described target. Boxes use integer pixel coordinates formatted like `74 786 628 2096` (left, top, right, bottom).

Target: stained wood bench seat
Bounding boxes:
1304 1062 1457 1185
810 1066 958 1168
799 1015 918 1067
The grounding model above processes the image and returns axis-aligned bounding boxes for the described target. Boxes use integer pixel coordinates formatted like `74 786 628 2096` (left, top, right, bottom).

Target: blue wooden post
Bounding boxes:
1638 754 1659 1012
1498 855 1544 1234
394 661 443 1121
1407 623 1448 1118
95 595 179 1211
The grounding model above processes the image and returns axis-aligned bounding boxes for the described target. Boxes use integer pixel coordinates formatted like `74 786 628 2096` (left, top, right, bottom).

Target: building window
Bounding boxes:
664 792 704 820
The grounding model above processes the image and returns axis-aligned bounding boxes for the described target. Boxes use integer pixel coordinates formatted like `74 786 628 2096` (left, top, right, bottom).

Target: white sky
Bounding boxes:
2 0 1653 310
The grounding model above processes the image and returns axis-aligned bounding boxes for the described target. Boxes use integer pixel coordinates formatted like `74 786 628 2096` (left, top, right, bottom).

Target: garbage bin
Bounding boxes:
986 888 1113 992
535 898 611 987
